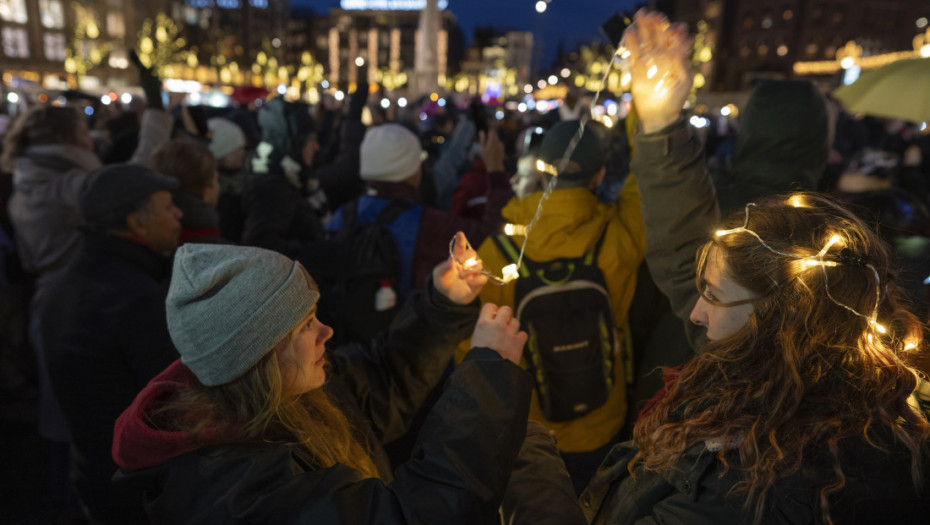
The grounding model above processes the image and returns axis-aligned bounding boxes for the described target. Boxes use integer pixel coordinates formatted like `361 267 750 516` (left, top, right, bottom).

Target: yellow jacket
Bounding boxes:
458 177 646 452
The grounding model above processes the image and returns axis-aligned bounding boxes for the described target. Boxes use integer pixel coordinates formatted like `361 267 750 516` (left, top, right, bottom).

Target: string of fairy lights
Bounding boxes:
716 198 903 345
449 37 630 284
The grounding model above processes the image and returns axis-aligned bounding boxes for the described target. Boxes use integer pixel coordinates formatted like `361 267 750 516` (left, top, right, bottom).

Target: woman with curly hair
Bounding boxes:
580 10 930 525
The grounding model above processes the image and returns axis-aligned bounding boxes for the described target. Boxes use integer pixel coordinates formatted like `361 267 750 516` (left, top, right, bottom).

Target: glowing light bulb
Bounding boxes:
502 264 520 283
788 195 806 208
463 257 479 269
536 160 558 177
504 224 527 236
904 339 918 351
871 320 887 334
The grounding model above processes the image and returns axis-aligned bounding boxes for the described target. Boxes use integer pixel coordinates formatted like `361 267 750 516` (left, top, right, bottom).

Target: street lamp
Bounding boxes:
535 1 547 14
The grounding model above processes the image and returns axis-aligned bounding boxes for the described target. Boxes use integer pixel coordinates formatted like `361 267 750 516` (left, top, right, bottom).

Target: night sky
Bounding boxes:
290 0 639 67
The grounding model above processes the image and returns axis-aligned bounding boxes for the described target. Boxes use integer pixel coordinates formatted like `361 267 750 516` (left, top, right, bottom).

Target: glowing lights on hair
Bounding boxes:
715 202 889 338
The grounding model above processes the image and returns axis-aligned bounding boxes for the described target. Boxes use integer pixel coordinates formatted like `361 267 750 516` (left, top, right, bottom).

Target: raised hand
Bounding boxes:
130 49 164 110
624 9 693 133
470 303 527 366
433 231 489 305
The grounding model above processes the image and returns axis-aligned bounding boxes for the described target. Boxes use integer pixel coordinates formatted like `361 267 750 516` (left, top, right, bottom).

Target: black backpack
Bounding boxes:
492 226 618 422
317 198 413 346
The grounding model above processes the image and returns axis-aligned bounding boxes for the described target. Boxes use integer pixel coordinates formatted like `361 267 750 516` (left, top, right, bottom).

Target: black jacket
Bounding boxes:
42 233 179 524
113 283 562 524
582 432 930 525
241 170 326 257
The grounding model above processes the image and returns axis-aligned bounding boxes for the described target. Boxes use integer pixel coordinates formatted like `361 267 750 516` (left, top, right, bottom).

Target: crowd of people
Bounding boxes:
1 9 929 525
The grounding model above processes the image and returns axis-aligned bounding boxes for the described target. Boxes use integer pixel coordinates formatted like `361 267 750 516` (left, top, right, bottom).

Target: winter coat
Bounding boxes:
110 283 569 524
241 169 326 257
461 180 647 454
7 109 173 288
714 80 828 217
325 175 511 299
581 432 930 524
41 233 179 524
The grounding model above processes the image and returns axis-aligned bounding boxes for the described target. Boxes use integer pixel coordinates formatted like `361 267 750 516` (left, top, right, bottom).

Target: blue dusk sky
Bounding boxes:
290 0 640 66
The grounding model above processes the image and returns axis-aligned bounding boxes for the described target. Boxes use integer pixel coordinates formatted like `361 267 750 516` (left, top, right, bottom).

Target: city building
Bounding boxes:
311 0 464 97
673 0 930 92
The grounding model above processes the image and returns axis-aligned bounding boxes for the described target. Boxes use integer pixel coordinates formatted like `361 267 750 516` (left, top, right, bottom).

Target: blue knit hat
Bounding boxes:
166 244 319 386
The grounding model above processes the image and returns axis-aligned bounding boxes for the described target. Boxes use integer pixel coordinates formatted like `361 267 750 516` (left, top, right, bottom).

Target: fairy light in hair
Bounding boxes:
787 195 808 208
716 203 889 336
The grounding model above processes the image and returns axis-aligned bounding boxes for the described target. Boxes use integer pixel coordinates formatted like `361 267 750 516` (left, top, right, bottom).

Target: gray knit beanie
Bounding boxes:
167 244 319 386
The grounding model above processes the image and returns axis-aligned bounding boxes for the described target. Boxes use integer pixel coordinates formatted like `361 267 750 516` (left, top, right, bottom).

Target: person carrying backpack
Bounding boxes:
320 123 512 344
462 119 647 495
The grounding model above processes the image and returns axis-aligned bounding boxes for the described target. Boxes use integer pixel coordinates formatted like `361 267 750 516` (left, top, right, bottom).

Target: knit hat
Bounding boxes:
536 120 605 181
166 244 319 386
208 118 246 160
80 164 179 231
360 123 423 182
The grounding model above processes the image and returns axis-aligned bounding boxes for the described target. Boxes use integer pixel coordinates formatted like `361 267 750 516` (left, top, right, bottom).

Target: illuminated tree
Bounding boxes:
136 13 199 78
64 3 113 80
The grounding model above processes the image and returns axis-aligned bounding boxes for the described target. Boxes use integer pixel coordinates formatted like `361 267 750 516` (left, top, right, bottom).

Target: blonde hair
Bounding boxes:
153 335 379 479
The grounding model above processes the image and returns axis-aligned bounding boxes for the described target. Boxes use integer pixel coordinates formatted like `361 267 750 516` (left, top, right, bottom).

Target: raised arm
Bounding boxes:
626 10 720 349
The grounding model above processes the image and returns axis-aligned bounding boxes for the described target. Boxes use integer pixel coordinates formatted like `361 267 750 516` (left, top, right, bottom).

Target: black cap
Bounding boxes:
80 164 179 231
537 120 606 181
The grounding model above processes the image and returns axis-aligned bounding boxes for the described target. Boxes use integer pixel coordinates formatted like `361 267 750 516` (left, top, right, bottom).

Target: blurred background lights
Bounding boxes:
535 1 547 14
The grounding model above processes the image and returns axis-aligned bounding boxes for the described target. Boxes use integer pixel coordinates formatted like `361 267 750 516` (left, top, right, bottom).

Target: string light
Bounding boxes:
504 223 528 236
716 202 888 337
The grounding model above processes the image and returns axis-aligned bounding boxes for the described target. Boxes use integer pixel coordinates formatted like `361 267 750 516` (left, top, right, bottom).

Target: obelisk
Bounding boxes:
411 0 440 97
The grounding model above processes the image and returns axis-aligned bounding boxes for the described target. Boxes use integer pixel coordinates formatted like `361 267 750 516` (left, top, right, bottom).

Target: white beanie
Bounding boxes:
208 118 246 161
360 124 423 182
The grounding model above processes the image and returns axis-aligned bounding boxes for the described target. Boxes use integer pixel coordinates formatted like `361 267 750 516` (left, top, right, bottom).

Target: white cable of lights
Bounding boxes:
450 44 627 284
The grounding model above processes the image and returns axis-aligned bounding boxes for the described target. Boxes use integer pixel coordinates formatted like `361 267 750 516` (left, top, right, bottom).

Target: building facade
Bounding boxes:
673 0 930 91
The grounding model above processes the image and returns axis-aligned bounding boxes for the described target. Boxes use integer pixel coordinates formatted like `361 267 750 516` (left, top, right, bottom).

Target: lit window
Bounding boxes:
43 32 65 61
217 0 240 7
805 43 819 55
742 17 753 31
39 0 64 28
186 0 213 6
2 27 29 57
776 44 788 56
824 45 836 58
758 44 769 56
107 12 125 38
250 0 268 7
739 46 751 58
761 16 773 29
0 0 27 23
783 9 793 20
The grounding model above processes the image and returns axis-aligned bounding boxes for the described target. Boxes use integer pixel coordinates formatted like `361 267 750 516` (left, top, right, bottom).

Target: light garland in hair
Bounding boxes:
716 203 888 336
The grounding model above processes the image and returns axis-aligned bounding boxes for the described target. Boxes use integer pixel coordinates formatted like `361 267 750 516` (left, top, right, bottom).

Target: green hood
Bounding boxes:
717 80 829 216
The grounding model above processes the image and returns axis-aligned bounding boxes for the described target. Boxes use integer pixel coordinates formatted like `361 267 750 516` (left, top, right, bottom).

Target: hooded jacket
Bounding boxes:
8 109 173 288
461 179 646 454
584 116 930 525
110 284 562 524
714 80 828 216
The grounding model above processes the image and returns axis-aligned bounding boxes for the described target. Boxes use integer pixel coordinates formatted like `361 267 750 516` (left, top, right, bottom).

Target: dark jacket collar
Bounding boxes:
81 232 172 280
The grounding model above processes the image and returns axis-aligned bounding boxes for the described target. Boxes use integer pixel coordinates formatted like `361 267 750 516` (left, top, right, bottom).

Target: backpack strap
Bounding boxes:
490 234 530 279
585 222 611 267
373 199 415 226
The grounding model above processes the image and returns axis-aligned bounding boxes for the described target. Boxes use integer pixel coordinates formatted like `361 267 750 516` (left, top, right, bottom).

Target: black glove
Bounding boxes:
469 98 488 134
130 50 163 110
348 79 369 121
